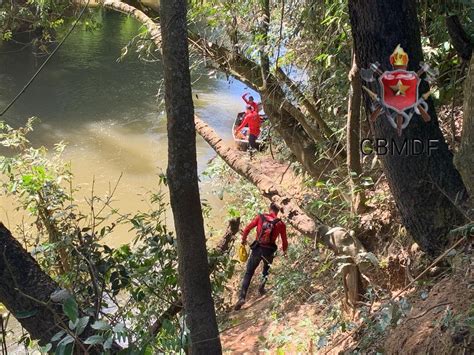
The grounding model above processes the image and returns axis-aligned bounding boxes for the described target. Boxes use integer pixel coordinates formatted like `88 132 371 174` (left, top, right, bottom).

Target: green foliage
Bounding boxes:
202 157 267 222
63 297 79 323
0 0 98 49
295 0 351 128
418 0 474 104
438 304 474 339
45 300 126 355
306 172 354 227
260 325 296 350
0 118 74 273
14 309 39 319
354 296 412 351
1 0 472 352
0 121 235 353
270 237 315 305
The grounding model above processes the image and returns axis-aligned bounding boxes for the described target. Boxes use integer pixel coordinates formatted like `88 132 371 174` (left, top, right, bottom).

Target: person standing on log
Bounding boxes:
234 202 287 310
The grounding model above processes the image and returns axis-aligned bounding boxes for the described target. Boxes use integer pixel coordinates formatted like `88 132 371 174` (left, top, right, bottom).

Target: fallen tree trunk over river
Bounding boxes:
195 116 317 236
194 116 369 310
103 0 343 180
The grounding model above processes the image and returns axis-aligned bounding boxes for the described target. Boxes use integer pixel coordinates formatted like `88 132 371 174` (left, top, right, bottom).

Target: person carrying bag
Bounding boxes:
234 203 287 310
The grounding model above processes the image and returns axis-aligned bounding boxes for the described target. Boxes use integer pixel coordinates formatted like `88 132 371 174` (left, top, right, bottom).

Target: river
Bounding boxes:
0 10 255 246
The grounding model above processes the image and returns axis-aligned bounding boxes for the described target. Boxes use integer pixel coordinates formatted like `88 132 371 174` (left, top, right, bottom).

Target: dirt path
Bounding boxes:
218 151 319 353
219 247 287 354
219 250 330 354
221 292 273 353
220 280 328 354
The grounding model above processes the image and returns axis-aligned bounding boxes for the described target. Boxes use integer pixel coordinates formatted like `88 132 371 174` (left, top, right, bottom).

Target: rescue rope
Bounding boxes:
0 0 91 117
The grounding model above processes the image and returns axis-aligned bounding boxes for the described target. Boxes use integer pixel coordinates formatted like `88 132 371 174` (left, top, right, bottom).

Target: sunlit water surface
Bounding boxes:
0 11 258 246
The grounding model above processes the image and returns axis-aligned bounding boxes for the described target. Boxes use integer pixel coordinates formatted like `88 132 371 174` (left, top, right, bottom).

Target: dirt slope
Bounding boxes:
385 268 473 354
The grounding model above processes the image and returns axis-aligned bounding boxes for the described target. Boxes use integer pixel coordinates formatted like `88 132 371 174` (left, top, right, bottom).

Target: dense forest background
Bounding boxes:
0 0 473 354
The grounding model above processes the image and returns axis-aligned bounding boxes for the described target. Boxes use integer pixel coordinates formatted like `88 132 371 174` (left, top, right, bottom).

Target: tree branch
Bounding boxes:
275 67 334 138
446 15 472 61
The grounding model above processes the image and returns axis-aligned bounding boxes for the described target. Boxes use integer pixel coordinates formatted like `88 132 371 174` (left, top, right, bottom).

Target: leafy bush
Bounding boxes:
0 120 235 353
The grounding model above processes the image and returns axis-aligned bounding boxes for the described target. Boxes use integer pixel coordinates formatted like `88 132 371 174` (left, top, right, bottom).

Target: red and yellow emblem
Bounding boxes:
380 69 419 113
361 44 434 136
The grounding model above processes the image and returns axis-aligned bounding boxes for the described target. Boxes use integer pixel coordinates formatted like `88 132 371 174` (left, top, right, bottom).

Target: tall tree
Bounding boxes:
160 1 222 353
347 52 366 214
455 55 474 198
348 0 468 254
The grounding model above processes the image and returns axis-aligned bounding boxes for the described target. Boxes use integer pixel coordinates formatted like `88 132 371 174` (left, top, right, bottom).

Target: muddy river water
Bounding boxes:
0 11 255 246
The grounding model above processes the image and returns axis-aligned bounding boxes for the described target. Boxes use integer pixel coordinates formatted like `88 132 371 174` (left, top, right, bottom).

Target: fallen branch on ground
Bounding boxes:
405 302 452 322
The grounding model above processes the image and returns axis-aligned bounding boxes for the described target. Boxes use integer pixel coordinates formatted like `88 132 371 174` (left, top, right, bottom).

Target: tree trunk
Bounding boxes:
446 15 472 62
0 224 102 352
259 0 271 89
195 118 367 309
348 0 468 255
160 1 222 353
149 218 241 336
0 223 63 344
347 52 366 214
455 56 474 199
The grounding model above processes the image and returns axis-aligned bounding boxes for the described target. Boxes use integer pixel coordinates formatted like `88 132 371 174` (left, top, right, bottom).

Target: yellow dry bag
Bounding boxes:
238 244 249 263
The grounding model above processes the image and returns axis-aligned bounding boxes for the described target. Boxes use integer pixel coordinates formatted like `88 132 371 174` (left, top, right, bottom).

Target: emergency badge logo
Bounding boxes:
361 44 437 136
